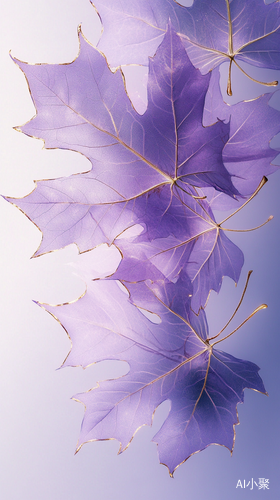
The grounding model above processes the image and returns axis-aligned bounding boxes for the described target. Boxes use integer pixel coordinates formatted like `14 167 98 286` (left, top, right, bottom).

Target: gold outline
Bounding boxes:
40 268 268 476
113 177 271 315
93 0 280 94
9 5 275 475
8 25 241 260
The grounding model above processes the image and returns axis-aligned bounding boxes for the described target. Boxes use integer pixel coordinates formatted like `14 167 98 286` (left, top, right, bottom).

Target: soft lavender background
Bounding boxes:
0 1 279 499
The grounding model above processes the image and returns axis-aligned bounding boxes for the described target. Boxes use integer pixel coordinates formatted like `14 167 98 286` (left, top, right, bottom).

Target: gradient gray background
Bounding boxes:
1 1 279 499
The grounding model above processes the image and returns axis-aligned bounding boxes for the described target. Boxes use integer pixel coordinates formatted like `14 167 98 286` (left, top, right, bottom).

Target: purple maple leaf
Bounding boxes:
92 0 280 94
7 26 238 258
7 26 276 313
112 192 244 313
41 278 266 476
204 69 280 204
4 0 275 478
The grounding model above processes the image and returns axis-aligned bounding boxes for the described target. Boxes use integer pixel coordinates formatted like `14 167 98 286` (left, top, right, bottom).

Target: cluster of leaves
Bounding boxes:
6 0 280 475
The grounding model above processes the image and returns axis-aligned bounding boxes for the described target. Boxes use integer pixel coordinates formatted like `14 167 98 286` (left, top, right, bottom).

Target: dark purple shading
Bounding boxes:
42 279 266 475
7 26 239 257
203 69 280 207
12 25 234 195
152 348 266 475
6 175 244 313
140 24 234 195
3 183 203 256
112 192 244 313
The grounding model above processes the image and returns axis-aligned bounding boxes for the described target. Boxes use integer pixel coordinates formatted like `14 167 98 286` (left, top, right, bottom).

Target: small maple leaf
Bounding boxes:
92 0 280 94
41 278 267 476
112 190 245 314
204 68 280 202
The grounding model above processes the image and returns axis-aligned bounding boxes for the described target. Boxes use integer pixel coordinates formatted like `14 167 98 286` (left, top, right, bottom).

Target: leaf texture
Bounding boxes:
13 26 234 197
92 0 280 94
7 26 276 309
7 27 239 283
112 195 244 313
42 279 266 476
5 18 274 474
92 0 280 72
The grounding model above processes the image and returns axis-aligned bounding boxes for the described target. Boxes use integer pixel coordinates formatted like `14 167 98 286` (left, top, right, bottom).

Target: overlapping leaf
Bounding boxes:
9 24 280 243
42 278 266 476
8 26 240 258
7 26 277 311
204 69 280 204
6 14 274 474
93 0 280 93
112 191 244 313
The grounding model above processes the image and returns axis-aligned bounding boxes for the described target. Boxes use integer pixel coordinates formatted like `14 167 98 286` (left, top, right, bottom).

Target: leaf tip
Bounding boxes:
74 444 82 455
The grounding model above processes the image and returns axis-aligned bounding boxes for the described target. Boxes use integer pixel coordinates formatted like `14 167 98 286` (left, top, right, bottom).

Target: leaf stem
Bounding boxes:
222 215 273 233
174 181 207 200
218 176 268 226
233 59 278 88
226 0 233 55
208 270 253 341
225 0 233 95
227 58 233 96
212 304 267 346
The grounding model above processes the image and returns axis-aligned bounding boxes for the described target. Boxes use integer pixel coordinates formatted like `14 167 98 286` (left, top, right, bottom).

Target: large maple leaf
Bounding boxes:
5 9 274 476
92 0 280 94
11 25 234 198
8 27 236 260
42 278 266 476
6 26 277 312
